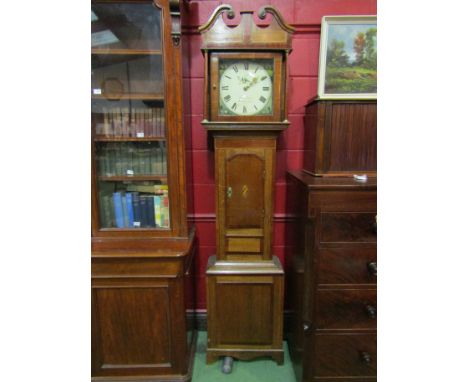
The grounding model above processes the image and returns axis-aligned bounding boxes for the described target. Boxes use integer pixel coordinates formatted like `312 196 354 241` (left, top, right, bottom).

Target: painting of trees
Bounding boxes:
324 23 377 94
327 39 349 67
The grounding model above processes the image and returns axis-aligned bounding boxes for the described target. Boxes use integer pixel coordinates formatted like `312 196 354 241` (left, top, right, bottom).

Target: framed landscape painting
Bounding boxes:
318 16 377 99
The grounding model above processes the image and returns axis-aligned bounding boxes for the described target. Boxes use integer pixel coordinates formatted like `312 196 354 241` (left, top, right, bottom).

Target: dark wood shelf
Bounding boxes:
92 93 165 101
91 48 162 55
98 175 168 182
99 227 170 231
94 136 166 142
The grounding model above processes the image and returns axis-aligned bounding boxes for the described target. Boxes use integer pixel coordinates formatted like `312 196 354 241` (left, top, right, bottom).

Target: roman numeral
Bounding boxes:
261 76 267 81
255 66 259 73
263 87 270 91
232 103 237 110
222 86 229 90
244 63 249 70
224 95 231 102
225 75 232 79
233 65 238 73
243 106 247 113
254 105 258 110
259 96 266 103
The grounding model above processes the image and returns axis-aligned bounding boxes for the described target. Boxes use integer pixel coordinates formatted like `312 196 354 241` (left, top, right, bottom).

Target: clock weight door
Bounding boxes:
215 137 275 261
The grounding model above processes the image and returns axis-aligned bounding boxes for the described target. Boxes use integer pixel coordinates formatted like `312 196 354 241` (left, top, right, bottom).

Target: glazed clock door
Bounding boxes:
215 138 275 261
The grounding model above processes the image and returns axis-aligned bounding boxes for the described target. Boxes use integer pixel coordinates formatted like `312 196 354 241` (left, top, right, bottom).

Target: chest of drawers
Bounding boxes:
286 171 377 382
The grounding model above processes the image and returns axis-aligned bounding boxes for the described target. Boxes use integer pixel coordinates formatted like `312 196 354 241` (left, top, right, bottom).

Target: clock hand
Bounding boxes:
243 76 258 91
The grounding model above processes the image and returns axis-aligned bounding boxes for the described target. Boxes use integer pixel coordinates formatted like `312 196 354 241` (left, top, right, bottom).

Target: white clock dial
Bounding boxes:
219 61 273 116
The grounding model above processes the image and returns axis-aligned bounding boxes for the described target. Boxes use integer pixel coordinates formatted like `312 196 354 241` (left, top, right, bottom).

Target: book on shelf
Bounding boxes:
155 107 160 136
160 107 165 137
139 195 149 227
99 194 114 228
121 193 130 227
154 195 161 227
151 107 158 137
99 193 107 227
112 192 125 228
98 141 169 177
122 107 130 137
163 195 170 227
147 195 156 227
96 106 166 138
99 189 169 229
102 107 111 136
131 192 141 227
125 192 134 227
161 142 167 175
145 108 151 137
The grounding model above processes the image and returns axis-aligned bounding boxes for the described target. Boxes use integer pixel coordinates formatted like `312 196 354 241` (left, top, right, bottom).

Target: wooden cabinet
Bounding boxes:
91 246 196 380
91 1 196 381
286 171 377 382
303 100 376 177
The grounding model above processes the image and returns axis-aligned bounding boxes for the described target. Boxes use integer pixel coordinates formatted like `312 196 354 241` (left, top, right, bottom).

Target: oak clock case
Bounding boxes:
199 4 295 366
91 1 196 382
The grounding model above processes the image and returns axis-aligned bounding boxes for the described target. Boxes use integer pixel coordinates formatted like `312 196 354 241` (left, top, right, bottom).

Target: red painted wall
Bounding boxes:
182 0 377 310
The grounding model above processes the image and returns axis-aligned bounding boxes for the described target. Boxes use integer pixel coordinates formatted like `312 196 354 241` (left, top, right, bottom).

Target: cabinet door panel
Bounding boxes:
215 139 275 260
225 153 265 229
207 274 283 349
92 282 173 376
216 282 273 345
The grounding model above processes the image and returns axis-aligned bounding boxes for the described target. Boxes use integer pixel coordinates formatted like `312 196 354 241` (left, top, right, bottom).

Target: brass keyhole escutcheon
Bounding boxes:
227 186 232 199
242 185 249 198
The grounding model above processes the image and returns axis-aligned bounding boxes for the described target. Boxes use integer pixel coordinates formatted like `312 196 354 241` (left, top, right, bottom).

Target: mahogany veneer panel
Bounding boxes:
226 153 265 229
313 333 377 378
315 289 377 330
303 100 377 176
318 248 377 285
320 212 376 243
216 281 273 345
93 286 172 368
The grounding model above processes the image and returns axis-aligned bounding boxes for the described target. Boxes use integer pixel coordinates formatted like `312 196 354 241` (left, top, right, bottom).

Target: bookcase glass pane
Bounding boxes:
92 99 165 138
96 141 167 177
98 181 170 229
92 54 163 97
91 3 162 51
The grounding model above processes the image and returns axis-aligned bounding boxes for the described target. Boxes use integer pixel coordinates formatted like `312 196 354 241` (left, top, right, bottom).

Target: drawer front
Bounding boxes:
320 212 376 243
318 248 377 285
309 191 376 215
315 289 376 330
313 333 376 377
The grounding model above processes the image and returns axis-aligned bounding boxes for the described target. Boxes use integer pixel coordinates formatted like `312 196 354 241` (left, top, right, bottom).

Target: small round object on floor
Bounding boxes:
221 356 234 374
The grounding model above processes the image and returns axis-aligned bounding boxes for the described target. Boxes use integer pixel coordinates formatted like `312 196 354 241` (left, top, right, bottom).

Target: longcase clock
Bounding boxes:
199 4 294 365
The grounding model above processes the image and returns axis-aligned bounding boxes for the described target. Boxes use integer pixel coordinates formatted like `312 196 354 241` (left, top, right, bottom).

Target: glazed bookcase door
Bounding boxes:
91 0 184 237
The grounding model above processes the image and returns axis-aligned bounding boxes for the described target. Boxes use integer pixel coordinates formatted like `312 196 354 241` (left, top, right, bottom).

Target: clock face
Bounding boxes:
219 59 273 116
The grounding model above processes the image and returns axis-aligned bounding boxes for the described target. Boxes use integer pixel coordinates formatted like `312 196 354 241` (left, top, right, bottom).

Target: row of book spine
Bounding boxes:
99 191 170 229
98 142 167 176
95 107 165 137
